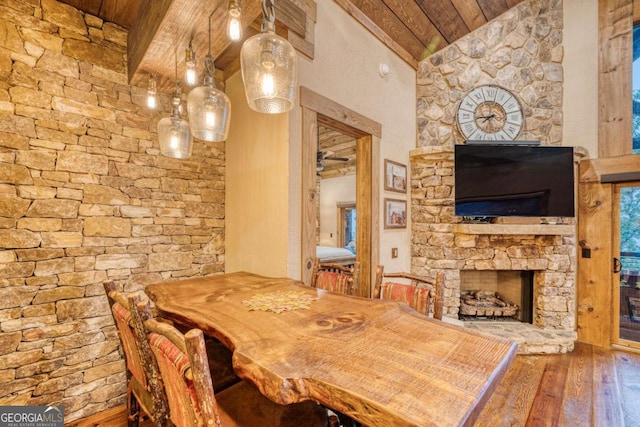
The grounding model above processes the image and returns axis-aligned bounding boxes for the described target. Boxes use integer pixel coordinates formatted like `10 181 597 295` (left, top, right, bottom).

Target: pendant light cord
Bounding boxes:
204 13 216 86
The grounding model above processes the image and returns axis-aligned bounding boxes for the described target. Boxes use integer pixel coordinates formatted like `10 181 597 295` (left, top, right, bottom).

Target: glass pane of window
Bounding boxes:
619 185 640 342
632 25 640 153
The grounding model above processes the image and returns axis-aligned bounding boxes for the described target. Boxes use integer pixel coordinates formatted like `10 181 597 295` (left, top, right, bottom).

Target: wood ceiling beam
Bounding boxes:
127 0 311 91
127 0 264 92
100 0 142 30
477 0 510 22
381 0 445 57
451 0 487 32
414 0 470 44
60 0 101 16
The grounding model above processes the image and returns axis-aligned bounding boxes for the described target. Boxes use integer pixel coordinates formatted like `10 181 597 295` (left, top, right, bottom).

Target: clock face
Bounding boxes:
456 85 523 141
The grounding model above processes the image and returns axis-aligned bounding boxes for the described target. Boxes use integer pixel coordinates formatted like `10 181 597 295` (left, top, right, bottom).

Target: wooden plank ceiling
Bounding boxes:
60 0 523 90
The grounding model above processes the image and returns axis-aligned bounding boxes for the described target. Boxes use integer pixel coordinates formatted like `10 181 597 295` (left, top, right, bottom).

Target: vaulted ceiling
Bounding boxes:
59 0 523 91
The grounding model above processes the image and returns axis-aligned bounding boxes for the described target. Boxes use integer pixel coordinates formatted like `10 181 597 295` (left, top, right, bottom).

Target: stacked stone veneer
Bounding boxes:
0 0 224 421
412 0 577 337
417 0 563 148
411 147 576 332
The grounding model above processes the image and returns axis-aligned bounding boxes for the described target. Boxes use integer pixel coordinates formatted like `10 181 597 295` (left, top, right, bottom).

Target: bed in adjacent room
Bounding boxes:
316 245 356 266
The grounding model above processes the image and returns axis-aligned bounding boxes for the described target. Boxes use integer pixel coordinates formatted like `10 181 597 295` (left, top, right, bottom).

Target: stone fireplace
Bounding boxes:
410 147 577 354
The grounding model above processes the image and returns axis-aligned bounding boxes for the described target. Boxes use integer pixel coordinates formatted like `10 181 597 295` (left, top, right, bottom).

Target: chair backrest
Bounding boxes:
140 300 219 427
311 258 360 296
103 280 168 424
373 266 444 320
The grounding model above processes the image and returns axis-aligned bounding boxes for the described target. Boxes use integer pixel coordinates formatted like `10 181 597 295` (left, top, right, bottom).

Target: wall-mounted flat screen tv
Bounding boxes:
454 144 575 217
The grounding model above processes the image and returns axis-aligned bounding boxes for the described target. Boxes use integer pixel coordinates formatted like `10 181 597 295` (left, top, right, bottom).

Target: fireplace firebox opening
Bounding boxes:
459 270 534 323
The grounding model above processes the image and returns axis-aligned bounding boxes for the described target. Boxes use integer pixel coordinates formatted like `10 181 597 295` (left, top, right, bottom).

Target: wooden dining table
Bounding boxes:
145 272 517 427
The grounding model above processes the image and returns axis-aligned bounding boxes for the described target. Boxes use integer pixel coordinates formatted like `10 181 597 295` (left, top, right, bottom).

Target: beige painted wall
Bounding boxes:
225 72 290 276
287 0 417 278
563 0 598 158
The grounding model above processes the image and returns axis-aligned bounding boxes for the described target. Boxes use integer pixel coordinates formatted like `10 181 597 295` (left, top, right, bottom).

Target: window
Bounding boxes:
632 24 640 153
337 202 356 254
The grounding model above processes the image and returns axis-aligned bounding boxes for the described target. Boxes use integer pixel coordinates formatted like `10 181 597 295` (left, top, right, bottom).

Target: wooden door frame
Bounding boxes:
300 87 381 297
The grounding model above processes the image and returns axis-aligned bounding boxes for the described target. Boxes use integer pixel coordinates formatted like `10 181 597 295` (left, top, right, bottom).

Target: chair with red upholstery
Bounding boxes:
138 300 329 427
311 258 360 296
373 266 444 320
103 280 168 427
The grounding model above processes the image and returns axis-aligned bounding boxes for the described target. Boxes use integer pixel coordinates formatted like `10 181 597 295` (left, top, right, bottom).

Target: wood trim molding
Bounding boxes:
301 107 318 286
598 0 633 158
300 86 382 137
577 181 613 347
579 155 640 183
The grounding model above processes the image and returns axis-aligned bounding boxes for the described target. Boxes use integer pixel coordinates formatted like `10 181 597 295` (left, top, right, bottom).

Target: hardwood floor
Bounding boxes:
66 343 640 426
476 342 640 427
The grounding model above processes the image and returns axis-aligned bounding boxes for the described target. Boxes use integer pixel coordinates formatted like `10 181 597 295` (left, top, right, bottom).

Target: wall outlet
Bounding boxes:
391 248 398 258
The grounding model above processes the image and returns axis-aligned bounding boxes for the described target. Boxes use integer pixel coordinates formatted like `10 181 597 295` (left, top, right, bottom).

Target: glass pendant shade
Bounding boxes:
158 116 192 158
187 55 231 142
158 87 192 159
240 31 297 114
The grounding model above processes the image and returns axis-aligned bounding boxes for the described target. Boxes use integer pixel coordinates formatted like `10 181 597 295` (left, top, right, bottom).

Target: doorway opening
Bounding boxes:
300 87 381 296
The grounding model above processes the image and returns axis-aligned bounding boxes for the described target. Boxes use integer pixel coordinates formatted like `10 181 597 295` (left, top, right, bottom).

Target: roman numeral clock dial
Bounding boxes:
456 85 524 141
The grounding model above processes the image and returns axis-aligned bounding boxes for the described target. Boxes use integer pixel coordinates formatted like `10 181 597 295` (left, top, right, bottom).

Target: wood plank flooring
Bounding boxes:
66 342 640 427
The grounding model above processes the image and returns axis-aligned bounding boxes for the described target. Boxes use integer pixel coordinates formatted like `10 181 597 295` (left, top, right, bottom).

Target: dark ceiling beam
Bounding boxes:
477 0 510 22
414 0 470 44
450 0 488 32
381 0 446 57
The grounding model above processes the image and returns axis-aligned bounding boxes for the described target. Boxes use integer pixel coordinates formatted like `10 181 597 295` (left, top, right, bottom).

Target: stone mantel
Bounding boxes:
454 223 575 235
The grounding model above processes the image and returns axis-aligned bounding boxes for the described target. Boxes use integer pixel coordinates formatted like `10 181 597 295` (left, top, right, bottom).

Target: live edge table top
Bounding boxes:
145 272 517 427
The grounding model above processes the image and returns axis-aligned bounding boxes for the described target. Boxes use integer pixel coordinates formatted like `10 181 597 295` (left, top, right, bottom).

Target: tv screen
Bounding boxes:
454 144 575 218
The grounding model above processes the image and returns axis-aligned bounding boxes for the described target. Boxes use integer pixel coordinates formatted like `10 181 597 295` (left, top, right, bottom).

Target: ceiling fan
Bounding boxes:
317 150 349 172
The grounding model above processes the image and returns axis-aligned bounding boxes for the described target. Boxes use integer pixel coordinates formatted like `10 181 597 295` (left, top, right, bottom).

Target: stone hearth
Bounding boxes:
410 147 577 354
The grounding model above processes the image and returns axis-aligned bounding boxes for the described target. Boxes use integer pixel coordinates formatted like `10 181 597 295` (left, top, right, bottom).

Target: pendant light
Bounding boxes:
227 0 243 42
184 40 197 86
240 0 297 114
146 74 157 109
187 15 231 142
158 57 193 159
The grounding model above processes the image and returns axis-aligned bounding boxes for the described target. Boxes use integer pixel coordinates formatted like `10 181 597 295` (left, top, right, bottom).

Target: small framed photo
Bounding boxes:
384 198 407 229
384 159 407 193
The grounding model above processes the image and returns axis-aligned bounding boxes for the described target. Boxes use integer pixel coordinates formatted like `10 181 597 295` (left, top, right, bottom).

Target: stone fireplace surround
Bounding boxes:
410 147 577 354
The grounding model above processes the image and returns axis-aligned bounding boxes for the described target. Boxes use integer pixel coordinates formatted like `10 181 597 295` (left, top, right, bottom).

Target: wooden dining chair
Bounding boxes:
137 300 329 427
311 258 360 296
103 281 168 427
373 266 444 320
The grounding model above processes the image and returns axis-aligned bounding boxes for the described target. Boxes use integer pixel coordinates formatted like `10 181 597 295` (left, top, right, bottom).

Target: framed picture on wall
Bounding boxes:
384 198 407 229
384 159 407 193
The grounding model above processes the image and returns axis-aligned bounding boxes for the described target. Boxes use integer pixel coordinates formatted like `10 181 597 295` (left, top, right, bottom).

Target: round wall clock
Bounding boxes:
456 85 524 141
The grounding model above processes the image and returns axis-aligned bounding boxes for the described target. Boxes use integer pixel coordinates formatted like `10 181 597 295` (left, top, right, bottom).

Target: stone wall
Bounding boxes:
0 0 224 421
417 0 563 148
412 0 576 333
